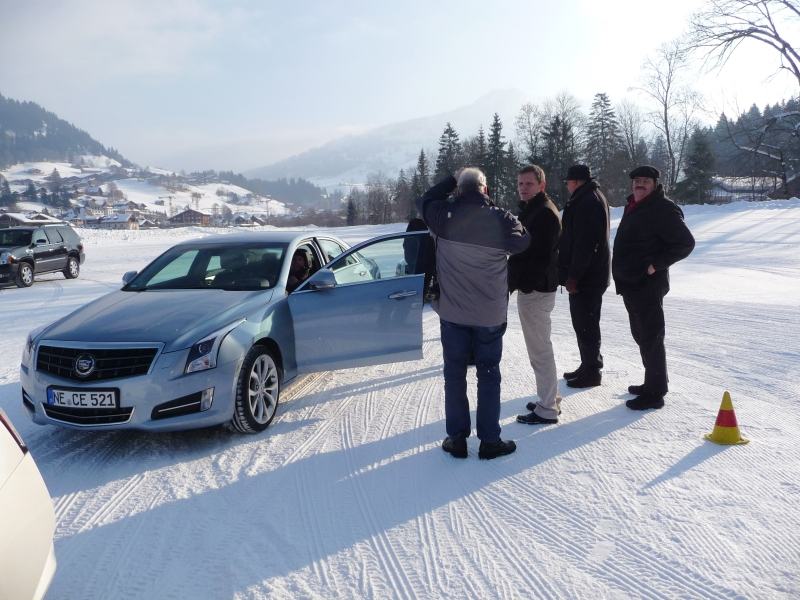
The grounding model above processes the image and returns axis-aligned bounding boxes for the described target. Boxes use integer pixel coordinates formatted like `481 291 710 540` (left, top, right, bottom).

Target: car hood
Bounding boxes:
40 289 275 351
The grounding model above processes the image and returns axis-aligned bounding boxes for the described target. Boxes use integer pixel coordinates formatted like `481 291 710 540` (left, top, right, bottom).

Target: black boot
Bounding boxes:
628 384 646 395
563 367 583 380
566 371 602 388
517 411 558 425
625 394 664 410
478 439 516 460
442 436 468 458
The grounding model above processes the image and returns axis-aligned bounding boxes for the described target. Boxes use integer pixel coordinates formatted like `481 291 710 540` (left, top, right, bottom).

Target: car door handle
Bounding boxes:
388 290 417 300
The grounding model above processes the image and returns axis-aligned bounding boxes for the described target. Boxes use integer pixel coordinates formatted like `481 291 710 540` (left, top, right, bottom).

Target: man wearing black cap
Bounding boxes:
612 166 695 409
558 164 611 388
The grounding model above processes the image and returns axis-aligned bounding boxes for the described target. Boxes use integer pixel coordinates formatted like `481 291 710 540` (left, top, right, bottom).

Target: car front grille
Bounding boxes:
42 404 134 425
37 345 159 382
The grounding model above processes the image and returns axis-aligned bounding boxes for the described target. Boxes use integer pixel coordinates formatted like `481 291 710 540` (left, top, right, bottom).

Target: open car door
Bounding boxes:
288 231 430 373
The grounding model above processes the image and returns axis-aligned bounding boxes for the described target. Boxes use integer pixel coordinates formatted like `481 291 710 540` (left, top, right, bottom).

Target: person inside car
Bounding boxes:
287 248 311 292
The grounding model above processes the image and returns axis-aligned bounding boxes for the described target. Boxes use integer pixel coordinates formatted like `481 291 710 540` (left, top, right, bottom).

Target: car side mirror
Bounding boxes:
306 268 336 291
122 270 138 284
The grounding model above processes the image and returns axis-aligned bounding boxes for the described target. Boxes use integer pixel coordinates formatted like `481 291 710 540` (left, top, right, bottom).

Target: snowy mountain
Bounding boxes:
245 89 530 189
0 93 130 168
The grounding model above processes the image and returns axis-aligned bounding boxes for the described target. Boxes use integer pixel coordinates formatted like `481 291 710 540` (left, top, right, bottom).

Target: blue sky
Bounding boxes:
1 0 796 171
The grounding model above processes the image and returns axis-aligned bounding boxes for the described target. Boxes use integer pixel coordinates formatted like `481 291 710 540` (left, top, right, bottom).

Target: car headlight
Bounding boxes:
185 320 245 374
21 325 47 365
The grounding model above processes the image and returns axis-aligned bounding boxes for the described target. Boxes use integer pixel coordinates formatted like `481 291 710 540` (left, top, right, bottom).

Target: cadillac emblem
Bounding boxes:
74 354 96 377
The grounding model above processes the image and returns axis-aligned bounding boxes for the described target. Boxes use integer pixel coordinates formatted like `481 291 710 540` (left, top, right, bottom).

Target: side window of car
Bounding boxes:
317 239 346 265
327 235 420 286
32 229 49 245
44 228 63 244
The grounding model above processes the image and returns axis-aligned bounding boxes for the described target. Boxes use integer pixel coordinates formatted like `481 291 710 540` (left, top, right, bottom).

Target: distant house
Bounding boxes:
168 208 211 227
138 218 158 229
87 214 140 230
0 212 65 228
710 176 781 203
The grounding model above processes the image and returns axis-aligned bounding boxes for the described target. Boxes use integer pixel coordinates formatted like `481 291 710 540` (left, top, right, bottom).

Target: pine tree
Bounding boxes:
24 182 37 200
393 169 415 221
434 123 462 180
541 116 578 208
585 93 627 203
502 142 520 209
346 198 357 226
416 149 431 191
486 113 506 204
0 177 13 208
47 168 62 194
674 128 715 204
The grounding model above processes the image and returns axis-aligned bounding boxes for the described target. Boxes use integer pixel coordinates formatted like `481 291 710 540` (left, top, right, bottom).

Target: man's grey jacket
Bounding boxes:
417 175 530 328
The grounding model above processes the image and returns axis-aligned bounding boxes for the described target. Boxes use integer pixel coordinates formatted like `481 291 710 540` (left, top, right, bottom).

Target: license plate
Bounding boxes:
47 388 118 408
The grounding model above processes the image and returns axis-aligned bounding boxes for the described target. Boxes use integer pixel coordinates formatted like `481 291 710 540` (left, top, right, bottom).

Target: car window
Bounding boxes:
0 229 33 246
317 238 346 264
126 243 286 291
327 235 421 286
44 228 63 244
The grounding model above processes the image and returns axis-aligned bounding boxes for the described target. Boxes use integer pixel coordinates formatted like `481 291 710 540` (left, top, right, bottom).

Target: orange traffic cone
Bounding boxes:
704 391 749 445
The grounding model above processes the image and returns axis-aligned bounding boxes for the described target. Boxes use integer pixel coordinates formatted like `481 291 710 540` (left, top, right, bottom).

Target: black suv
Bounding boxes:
0 224 85 288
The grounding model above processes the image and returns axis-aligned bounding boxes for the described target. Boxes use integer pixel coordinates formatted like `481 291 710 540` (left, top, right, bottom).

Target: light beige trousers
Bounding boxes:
517 290 560 419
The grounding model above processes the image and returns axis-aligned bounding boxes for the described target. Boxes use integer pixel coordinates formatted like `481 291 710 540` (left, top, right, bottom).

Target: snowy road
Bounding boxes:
1 204 798 599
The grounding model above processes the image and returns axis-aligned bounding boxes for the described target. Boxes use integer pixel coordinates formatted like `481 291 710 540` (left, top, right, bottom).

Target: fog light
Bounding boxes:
200 387 214 411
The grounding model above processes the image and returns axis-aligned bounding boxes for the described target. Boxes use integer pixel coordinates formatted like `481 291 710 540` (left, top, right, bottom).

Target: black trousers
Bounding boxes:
622 286 668 395
568 287 605 373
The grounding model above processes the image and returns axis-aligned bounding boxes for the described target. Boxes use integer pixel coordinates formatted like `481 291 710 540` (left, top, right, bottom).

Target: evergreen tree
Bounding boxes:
393 169 415 221
540 116 578 208
585 93 627 203
486 113 507 204
346 198 357 226
502 142 520 209
674 128 715 204
416 149 431 190
0 177 13 208
463 126 488 171
434 122 462 180
46 168 62 194
649 136 671 185
24 181 37 200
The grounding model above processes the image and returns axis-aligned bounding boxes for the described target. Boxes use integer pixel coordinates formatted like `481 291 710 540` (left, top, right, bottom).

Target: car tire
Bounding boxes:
63 256 80 279
231 345 281 433
16 262 34 288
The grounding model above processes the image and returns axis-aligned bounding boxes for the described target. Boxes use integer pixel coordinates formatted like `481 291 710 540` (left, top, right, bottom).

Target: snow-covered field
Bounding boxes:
1 200 798 599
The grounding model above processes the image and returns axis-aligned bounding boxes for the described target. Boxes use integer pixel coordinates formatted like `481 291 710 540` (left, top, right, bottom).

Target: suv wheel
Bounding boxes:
231 345 281 433
64 256 80 279
16 262 34 288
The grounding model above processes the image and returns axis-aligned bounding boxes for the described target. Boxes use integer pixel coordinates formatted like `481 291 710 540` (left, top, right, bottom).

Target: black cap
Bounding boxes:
629 165 660 180
563 164 592 182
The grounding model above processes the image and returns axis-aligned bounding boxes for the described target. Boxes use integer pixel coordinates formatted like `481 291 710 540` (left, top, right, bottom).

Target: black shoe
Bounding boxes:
563 367 582 380
566 372 602 388
628 384 646 395
625 394 665 410
517 411 558 425
478 439 516 460
442 436 468 458
525 401 562 416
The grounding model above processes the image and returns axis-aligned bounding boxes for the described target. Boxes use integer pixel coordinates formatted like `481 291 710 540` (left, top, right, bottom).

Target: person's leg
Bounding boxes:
440 320 472 439
472 322 506 442
517 291 559 419
569 290 603 373
638 294 668 396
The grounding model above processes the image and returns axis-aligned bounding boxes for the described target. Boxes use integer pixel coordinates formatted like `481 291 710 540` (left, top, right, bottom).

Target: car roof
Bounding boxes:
173 230 344 247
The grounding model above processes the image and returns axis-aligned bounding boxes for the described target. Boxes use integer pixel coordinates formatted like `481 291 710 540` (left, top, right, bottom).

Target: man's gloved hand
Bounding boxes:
565 278 578 294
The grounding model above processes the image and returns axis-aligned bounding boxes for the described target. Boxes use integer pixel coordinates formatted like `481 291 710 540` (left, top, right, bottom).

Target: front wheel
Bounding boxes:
231 345 281 433
16 262 34 288
64 256 80 279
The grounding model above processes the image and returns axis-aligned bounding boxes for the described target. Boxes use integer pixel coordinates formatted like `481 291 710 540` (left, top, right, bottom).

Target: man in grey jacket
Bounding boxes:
417 168 530 460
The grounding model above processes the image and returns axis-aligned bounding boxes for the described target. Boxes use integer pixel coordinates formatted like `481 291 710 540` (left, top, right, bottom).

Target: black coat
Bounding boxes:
508 192 561 293
558 180 610 290
612 185 695 295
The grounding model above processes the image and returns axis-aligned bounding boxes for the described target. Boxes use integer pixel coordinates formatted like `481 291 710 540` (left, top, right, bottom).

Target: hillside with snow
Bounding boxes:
0 199 798 598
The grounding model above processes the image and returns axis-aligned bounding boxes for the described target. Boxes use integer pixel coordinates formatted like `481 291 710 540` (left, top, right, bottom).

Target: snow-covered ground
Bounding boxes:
1 200 798 599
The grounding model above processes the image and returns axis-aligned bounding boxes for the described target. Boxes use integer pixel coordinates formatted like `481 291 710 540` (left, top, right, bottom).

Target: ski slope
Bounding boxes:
0 200 798 599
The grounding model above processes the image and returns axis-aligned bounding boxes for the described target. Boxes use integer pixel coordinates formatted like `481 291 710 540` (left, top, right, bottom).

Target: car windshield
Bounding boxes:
124 243 287 291
0 229 33 247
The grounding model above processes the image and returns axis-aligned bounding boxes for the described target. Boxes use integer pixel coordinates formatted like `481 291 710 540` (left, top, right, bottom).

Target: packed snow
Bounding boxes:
0 199 798 599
